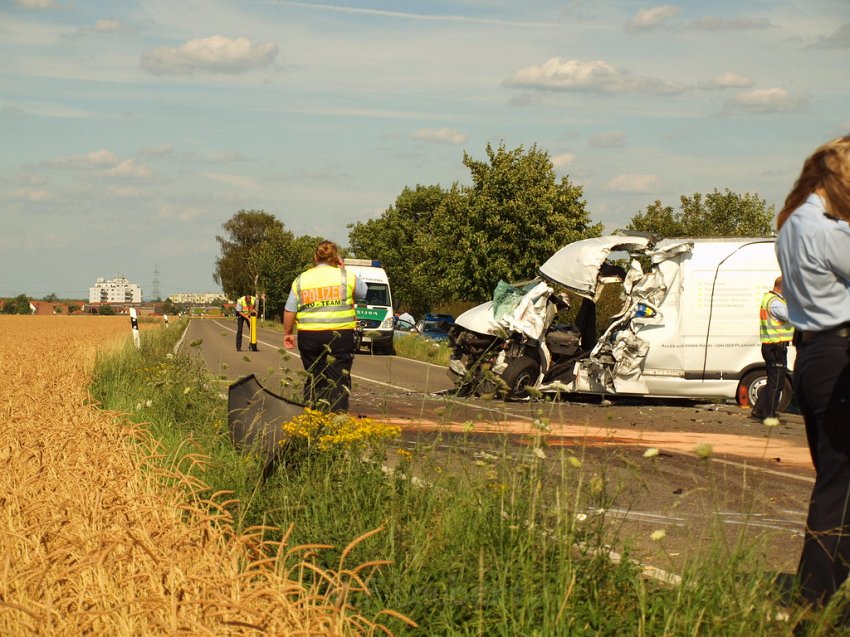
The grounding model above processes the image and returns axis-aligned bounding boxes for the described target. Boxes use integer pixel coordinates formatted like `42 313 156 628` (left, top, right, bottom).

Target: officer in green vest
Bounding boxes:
235 294 257 352
751 276 794 420
282 240 367 412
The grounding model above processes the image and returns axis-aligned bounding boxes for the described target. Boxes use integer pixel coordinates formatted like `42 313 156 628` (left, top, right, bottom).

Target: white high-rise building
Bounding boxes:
89 276 142 304
168 292 227 304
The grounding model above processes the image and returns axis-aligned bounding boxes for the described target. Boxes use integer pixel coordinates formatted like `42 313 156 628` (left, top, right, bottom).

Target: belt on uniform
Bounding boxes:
797 325 850 343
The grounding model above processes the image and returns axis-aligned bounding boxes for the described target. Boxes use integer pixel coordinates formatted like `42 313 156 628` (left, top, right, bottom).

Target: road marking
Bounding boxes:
206 319 813 483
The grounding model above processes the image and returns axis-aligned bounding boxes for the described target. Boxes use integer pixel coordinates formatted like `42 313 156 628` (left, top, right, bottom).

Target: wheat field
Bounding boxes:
0 316 389 636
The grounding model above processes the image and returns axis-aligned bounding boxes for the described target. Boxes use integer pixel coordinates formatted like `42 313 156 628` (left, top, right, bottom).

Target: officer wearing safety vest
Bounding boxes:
283 240 367 412
751 276 794 421
235 294 257 352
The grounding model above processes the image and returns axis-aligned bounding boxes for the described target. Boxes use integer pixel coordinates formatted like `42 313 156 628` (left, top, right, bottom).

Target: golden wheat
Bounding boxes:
0 316 405 636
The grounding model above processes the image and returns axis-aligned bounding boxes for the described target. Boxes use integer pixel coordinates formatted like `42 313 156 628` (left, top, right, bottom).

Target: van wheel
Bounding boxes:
736 370 792 412
498 356 541 400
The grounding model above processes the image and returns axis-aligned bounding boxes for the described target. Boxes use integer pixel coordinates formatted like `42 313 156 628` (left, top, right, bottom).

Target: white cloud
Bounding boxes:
504 58 689 96
625 5 681 32
176 150 247 163
809 23 850 49
6 188 52 202
103 186 148 199
588 131 626 148
44 149 121 168
139 144 174 156
551 152 576 169
606 174 661 193
698 72 755 91
93 19 130 33
200 172 259 189
412 127 468 144
724 88 808 114
104 160 152 178
13 0 60 8
141 35 279 76
157 205 210 222
692 16 773 31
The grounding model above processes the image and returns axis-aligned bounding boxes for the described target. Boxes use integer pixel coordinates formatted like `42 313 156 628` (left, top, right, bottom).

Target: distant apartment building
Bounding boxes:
89 276 142 304
168 292 227 305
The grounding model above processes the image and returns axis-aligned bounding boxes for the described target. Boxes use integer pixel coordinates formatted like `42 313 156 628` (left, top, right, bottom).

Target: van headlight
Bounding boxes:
380 316 394 329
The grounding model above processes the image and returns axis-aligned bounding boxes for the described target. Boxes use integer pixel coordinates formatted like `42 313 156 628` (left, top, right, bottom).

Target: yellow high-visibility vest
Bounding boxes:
237 295 255 312
759 291 793 343
293 266 356 331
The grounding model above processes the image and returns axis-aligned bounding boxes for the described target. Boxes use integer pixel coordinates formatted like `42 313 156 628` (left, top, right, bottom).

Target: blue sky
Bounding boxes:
1 0 848 299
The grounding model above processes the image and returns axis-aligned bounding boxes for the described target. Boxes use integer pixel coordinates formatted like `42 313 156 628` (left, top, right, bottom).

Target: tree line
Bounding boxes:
214 142 775 319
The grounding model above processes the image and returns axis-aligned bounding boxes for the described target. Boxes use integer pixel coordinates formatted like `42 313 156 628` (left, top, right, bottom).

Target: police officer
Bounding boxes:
235 293 257 352
776 135 850 609
282 241 367 412
751 276 793 421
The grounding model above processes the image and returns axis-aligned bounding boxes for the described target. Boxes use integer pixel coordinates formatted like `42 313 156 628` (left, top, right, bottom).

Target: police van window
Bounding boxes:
364 283 389 305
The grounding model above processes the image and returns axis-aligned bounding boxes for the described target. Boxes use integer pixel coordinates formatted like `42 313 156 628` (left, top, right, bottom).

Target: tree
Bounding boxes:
97 304 115 316
42 292 58 302
252 229 324 320
427 143 601 303
213 210 285 301
2 294 32 314
348 185 448 315
627 189 775 238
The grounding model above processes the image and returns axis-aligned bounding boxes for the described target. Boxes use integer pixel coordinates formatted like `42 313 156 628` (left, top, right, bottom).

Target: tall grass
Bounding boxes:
89 320 844 636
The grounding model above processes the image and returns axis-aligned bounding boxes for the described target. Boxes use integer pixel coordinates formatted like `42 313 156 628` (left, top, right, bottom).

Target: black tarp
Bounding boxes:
227 374 304 468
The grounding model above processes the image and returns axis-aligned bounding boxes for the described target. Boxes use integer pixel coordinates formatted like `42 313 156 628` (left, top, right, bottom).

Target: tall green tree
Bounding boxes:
213 210 284 301
348 185 448 315
627 189 775 237
253 229 324 319
428 143 601 303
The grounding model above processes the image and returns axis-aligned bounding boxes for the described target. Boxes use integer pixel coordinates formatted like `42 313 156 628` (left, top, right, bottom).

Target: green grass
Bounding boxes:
89 321 847 636
393 333 451 366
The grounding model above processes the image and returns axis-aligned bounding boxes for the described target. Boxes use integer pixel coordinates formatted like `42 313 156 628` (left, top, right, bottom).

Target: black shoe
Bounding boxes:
750 411 764 420
236 348 241 352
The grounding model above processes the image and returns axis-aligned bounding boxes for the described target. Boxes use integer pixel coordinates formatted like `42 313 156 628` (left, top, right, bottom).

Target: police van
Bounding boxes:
344 258 395 354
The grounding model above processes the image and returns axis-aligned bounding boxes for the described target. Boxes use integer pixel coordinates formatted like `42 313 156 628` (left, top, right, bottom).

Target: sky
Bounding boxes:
1 0 848 300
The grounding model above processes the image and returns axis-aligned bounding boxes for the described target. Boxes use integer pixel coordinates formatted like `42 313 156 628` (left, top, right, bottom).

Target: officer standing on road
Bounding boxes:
235 293 257 352
751 276 793 421
776 135 850 610
282 241 367 412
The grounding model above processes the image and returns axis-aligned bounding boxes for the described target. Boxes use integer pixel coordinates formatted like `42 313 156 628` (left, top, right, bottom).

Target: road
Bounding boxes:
182 318 815 580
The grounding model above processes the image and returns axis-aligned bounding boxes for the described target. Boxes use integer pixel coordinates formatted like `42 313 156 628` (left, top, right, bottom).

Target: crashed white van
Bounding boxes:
447 233 793 408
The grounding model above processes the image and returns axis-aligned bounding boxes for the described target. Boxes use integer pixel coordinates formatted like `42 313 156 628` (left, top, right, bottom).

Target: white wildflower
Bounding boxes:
643 447 659 458
763 417 780 427
650 529 666 541
533 447 546 459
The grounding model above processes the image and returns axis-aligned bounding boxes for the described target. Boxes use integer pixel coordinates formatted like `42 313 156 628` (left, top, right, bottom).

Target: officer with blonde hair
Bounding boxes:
283 241 367 412
776 135 850 609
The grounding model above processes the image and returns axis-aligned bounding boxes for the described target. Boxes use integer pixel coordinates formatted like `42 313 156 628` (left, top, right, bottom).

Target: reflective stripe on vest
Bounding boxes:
294 266 356 331
759 291 793 343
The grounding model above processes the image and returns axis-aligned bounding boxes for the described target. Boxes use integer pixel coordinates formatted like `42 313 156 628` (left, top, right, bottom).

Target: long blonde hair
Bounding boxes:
777 135 850 229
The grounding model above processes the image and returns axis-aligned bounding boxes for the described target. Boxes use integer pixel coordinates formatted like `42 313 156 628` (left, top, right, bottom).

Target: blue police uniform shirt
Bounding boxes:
284 264 368 313
776 193 850 331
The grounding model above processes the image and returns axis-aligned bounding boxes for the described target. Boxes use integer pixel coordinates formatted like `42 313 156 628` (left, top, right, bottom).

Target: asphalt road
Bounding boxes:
182 318 815 581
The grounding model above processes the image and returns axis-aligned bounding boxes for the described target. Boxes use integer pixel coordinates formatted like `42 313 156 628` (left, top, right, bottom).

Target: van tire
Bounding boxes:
737 370 792 412
498 356 541 400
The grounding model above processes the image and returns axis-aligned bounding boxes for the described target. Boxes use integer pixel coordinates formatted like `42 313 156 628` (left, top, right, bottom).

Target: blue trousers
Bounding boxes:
297 329 355 413
795 336 850 607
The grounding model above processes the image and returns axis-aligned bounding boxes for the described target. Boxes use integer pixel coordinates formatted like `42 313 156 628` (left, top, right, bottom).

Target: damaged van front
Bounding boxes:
447 232 792 408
